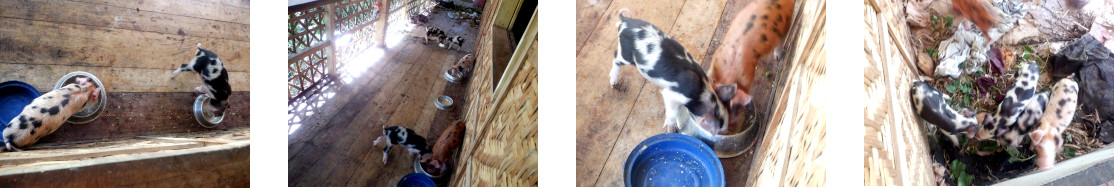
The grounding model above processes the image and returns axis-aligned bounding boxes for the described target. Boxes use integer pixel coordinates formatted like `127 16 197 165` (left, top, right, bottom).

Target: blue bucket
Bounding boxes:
624 133 725 187
397 173 436 187
0 81 40 126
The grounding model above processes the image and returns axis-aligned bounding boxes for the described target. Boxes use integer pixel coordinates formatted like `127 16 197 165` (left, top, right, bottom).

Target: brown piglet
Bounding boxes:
422 120 467 176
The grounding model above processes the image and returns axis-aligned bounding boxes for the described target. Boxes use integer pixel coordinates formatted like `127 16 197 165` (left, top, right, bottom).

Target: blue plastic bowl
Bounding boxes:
625 133 725 187
0 81 41 126
397 173 436 187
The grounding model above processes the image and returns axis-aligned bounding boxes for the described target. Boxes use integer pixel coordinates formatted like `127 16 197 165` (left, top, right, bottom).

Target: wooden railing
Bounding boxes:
288 0 426 103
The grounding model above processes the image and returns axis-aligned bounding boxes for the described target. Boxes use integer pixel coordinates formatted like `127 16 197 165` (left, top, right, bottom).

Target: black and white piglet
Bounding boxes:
910 81 980 146
978 62 1041 142
171 44 232 115
3 77 99 151
442 36 465 51
425 27 447 45
373 124 431 164
608 9 732 134
997 91 1047 147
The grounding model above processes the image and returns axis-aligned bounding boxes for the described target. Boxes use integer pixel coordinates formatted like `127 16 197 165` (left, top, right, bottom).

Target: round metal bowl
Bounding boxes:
434 95 453 110
444 70 461 83
0 81 42 126
193 94 224 128
673 105 760 158
53 72 107 124
414 158 444 179
624 133 725 187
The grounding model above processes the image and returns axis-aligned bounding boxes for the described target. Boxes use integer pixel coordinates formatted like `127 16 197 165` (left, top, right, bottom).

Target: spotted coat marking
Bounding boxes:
911 81 980 146
708 0 795 123
608 9 731 134
2 80 98 151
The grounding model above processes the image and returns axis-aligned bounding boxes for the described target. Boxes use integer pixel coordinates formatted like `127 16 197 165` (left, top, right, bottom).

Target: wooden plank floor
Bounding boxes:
287 15 477 186
576 0 784 186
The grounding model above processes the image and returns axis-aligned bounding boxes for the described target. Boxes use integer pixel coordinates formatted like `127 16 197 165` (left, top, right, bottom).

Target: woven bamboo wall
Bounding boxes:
743 0 827 186
450 0 539 186
864 0 935 185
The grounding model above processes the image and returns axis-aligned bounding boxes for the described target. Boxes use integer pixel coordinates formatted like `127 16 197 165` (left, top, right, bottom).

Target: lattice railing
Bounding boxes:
289 0 424 103
289 6 332 102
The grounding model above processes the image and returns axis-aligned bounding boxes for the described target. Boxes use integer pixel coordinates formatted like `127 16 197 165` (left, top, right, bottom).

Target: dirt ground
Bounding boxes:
906 0 1113 185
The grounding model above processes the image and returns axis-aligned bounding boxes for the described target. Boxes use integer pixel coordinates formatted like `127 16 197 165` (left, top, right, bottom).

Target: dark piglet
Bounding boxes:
425 27 447 45
910 81 980 146
374 125 431 164
608 9 732 134
442 36 466 51
171 43 232 115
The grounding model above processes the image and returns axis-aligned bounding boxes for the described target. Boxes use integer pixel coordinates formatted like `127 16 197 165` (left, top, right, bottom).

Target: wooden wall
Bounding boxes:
864 0 935 185
0 0 250 141
451 0 539 186
493 0 523 29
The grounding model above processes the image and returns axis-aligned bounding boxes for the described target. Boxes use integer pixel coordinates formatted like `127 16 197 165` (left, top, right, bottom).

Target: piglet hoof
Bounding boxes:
610 81 625 91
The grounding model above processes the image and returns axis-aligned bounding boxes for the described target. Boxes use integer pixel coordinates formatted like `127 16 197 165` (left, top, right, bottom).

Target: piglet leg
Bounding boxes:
661 90 682 131
382 144 393 164
171 64 193 79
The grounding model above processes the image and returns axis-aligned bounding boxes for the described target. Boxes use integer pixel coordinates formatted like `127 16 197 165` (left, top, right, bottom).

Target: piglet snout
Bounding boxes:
1033 142 1058 170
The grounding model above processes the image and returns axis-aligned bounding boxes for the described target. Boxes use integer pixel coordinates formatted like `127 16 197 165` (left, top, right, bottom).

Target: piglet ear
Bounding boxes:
1029 129 1046 144
715 84 736 103
75 77 90 86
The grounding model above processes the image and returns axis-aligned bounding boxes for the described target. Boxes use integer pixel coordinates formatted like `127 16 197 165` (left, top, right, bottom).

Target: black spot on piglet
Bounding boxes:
41 106 60 115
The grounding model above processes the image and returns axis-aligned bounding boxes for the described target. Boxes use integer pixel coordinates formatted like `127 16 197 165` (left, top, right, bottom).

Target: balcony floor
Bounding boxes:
287 9 478 185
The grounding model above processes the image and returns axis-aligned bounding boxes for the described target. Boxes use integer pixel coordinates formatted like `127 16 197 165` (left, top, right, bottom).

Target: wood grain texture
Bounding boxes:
0 142 203 165
72 0 250 24
0 0 250 42
0 18 250 72
0 141 249 187
0 64 250 93
287 36 475 186
0 0 249 93
34 92 250 144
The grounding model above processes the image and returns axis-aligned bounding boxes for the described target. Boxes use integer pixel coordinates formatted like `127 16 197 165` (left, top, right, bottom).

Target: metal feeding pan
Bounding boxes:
434 95 454 110
444 69 462 83
53 72 107 124
193 94 224 128
414 157 444 179
624 133 725 187
673 106 761 158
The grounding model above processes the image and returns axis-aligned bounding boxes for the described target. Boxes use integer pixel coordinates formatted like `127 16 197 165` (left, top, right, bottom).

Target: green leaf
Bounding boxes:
1023 45 1034 54
1062 146 1077 158
946 84 958 93
959 174 974 186
945 15 954 27
978 140 999 151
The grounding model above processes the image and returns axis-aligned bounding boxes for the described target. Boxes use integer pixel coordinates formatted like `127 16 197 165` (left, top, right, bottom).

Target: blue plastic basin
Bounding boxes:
0 81 41 126
625 133 725 187
397 173 436 187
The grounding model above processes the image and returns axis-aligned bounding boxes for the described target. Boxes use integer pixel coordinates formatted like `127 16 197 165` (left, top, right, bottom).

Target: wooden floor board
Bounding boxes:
288 21 477 186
